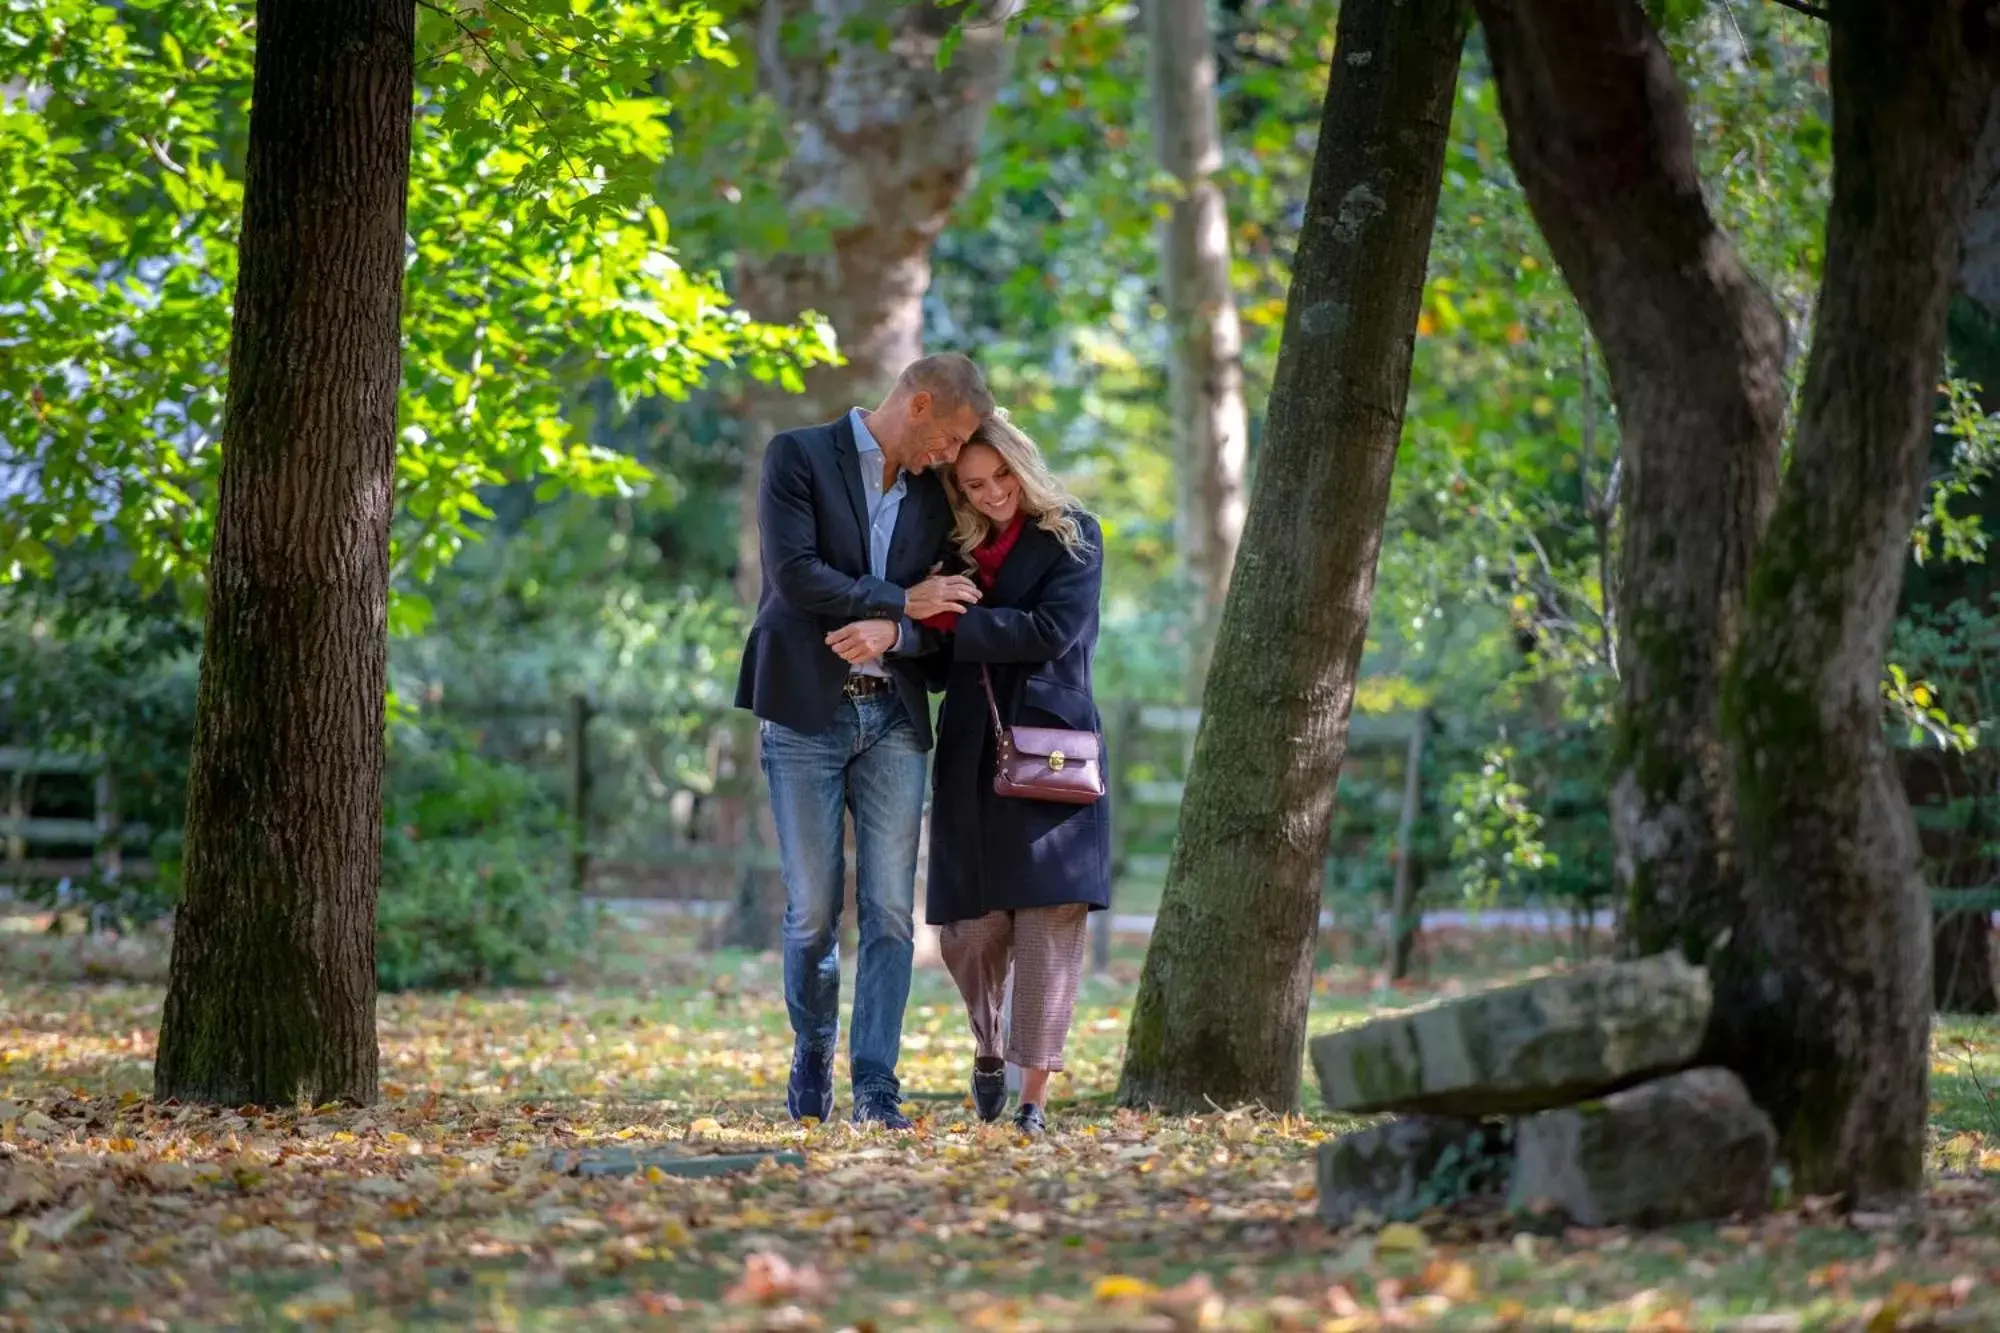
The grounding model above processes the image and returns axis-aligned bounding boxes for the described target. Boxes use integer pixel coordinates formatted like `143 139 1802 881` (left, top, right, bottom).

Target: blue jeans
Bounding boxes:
760 691 926 1098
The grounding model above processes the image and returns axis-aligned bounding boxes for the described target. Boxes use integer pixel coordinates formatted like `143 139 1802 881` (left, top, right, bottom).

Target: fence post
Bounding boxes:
1385 710 1427 981
5 761 22 869
1095 698 1142 975
94 765 122 882
568 693 593 894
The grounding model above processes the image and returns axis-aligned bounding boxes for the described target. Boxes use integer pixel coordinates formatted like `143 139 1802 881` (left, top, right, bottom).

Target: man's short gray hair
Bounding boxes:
894 352 995 418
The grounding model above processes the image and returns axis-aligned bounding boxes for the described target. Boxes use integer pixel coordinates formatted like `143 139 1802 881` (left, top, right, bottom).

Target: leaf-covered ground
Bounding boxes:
3 908 1999 1331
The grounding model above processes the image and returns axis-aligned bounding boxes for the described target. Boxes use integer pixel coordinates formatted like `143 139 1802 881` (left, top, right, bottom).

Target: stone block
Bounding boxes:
1506 1066 1776 1227
1310 951 1710 1116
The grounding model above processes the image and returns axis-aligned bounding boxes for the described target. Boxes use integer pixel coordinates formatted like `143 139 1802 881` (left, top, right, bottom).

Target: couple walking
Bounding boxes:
734 353 1109 1137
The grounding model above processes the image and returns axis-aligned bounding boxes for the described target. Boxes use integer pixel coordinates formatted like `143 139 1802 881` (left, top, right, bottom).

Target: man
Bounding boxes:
736 353 994 1128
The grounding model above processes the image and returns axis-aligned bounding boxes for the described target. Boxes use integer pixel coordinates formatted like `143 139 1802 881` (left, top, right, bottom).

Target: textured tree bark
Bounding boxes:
1116 0 1467 1113
1145 0 1249 688
155 0 414 1106
1957 92 2000 312
730 0 1015 607
1724 0 1993 1206
719 1 1013 951
1472 0 1788 1029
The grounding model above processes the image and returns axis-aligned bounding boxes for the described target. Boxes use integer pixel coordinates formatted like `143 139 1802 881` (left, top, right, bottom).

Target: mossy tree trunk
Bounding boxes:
1472 0 1788 1034
154 0 415 1106
1116 0 1467 1113
1483 0 1996 1202
1722 0 1993 1206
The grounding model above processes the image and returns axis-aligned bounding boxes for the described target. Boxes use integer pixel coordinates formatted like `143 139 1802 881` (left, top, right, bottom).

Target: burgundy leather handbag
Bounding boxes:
980 666 1105 806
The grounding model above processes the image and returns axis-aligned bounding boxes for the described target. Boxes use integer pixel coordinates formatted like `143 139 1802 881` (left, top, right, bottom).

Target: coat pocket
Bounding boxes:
1020 677 1097 731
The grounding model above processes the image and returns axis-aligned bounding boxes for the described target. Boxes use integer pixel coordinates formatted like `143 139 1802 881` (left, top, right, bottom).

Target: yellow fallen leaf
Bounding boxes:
353 1229 384 1250
8 1222 28 1255
1376 1222 1428 1254
645 1165 668 1185
1423 1258 1478 1302
688 1117 723 1137
29 1203 91 1243
1092 1275 1155 1302
281 1282 356 1322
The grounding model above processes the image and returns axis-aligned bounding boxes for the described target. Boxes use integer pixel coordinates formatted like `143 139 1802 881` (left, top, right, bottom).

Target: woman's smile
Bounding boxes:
954 442 1022 526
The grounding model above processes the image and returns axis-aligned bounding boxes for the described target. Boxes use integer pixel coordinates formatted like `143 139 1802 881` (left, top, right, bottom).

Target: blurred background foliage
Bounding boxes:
5 0 1996 989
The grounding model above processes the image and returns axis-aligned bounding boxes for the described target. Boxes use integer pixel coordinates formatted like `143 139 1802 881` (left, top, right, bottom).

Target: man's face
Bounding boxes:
904 392 983 471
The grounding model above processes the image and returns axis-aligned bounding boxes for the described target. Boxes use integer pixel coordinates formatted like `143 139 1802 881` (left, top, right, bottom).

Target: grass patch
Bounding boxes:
2 906 1996 1330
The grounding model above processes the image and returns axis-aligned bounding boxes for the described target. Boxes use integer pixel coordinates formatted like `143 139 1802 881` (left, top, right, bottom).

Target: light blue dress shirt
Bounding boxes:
849 407 913 677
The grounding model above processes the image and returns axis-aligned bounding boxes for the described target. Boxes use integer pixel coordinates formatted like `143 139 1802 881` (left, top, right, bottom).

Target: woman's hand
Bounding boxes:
905 571 981 621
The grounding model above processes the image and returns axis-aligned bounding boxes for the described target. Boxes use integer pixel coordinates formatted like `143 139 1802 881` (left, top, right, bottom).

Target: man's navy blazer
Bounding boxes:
734 414 951 750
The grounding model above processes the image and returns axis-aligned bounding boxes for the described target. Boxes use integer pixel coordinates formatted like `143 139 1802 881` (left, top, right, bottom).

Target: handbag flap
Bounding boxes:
1007 725 1101 764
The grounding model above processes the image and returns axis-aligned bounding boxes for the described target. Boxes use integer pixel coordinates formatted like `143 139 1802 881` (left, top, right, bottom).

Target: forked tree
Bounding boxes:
1478 0 1995 1205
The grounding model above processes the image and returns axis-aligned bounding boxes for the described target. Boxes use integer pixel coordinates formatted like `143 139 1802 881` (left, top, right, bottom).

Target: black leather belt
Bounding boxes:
843 674 894 698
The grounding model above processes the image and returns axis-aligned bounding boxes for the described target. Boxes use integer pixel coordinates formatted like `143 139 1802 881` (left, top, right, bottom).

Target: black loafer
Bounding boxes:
972 1065 1008 1123
1013 1103 1046 1137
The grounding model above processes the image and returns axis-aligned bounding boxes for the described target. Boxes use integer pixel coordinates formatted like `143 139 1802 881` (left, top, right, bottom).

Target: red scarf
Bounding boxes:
920 514 1025 631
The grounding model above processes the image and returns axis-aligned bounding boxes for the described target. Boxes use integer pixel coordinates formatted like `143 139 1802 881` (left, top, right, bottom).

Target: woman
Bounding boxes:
918 412 1110 1137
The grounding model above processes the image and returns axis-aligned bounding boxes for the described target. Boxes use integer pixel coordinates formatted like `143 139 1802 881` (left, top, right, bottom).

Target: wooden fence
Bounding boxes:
546 696 1426 969
1 747 152 884
0 702 1433 973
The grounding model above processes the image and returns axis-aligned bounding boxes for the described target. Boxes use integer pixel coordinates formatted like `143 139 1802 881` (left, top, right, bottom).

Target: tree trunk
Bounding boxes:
730 0 1015 607
1471 0 1788 1012
1116 0 1467 1113
1957 91 2000 313
1724 0 1992 1207
1145 0 1250 689
719 1 1013 951
1934 902 1998 1013
155 0 413 1106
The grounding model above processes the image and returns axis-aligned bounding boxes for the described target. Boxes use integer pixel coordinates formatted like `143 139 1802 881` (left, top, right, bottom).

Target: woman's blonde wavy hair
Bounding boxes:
945 411 1091 561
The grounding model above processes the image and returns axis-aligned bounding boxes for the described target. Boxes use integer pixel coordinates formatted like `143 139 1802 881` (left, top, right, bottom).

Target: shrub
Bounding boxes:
376 726 594 990
376 831 597 990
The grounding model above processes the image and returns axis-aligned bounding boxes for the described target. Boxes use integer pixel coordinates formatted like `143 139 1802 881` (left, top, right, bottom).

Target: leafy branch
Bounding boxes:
1767 0 1830 21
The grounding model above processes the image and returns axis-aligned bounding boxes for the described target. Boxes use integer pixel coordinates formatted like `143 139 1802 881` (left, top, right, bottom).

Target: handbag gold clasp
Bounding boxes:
1049 751 1066 771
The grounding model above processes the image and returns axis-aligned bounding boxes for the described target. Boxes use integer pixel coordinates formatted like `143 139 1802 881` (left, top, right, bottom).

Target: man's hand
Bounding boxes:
826 619 900 665
905 572 981 620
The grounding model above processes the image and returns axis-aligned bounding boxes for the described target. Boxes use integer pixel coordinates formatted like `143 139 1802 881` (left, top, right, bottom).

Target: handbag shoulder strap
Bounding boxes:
979 664 1007 741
